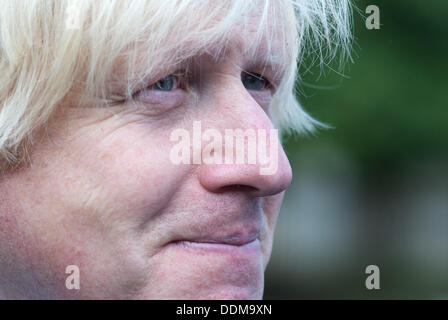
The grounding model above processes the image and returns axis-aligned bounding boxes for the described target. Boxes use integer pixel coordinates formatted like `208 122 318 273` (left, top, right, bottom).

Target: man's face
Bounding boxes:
0 11 292 299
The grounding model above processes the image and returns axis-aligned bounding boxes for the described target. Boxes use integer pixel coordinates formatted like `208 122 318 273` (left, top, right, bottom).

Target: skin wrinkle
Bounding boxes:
136 170 191 232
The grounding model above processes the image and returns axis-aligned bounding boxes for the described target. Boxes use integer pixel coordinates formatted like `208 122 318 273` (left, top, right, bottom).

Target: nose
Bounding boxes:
197 84 293 198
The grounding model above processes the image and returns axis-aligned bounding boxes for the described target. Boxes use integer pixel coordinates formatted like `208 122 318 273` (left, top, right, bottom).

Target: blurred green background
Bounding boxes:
264 0 448 299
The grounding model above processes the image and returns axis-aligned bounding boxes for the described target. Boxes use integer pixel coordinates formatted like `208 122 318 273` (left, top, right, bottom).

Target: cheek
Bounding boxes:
0 118 190 298
59 120 187 229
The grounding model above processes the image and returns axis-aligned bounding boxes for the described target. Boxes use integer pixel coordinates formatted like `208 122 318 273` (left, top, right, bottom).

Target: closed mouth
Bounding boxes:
168 231 260 250
175 236 258 247
170 238 260 253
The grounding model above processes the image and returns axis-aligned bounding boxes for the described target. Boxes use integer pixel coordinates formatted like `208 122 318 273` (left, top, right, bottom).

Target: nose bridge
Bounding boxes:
213 74 273 130
197 80 292 197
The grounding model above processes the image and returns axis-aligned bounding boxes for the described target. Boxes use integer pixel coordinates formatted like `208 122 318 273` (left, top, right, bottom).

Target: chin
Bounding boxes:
200 286 264 300
134 243 266 299
137 283 264 300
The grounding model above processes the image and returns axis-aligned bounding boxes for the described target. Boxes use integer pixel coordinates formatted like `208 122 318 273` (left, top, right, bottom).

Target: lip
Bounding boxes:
166 230 261 252
160 205 263 255
169 238 261 254
173 234 259 247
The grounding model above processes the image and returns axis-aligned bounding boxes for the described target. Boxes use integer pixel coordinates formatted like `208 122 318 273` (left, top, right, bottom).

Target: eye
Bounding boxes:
150 75 179 91
130 72 187 110
241 72 271 91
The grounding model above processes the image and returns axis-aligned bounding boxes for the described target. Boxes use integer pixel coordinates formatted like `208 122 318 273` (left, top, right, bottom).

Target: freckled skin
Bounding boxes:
0 19 292 300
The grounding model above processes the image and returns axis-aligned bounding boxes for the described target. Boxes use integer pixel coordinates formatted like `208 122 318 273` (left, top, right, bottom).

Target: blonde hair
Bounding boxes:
0 0 352 170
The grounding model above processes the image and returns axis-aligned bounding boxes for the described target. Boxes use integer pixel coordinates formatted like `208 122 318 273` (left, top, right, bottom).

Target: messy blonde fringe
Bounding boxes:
0 0 352 170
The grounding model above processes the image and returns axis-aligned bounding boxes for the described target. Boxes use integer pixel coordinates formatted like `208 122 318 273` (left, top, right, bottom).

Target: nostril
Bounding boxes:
216 184 259 194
